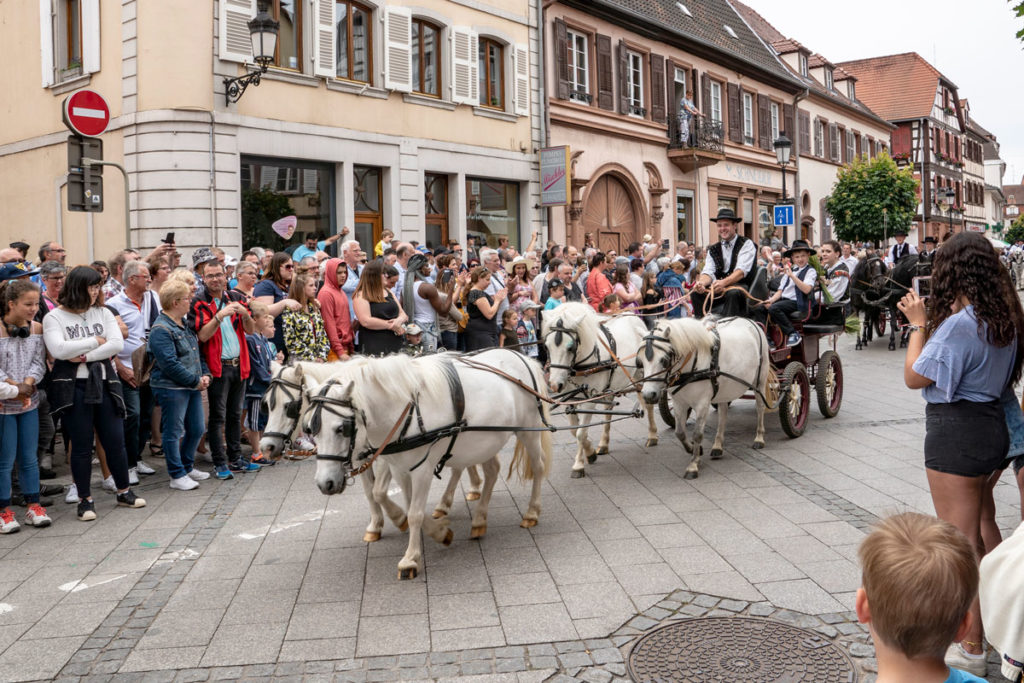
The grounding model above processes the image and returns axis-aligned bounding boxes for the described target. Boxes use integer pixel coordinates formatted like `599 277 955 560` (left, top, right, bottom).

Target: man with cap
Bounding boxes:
691 208 758 318
192 247 219 299
764 240 818 347
884 229 917 267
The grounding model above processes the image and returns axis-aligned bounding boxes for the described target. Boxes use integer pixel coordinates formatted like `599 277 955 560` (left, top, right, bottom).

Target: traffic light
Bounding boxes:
67 135 103 212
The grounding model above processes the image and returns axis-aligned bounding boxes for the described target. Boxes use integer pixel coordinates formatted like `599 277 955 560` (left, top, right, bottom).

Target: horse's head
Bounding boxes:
258 362 304 459
637 320 676 405
304 379 361 496
541 303 594 393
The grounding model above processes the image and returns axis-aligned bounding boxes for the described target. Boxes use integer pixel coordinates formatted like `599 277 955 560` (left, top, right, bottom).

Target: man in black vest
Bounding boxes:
884 229 917 266
691 208 758 318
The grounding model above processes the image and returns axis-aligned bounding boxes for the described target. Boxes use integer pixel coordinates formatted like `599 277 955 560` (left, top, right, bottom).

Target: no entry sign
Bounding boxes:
62 90 110 137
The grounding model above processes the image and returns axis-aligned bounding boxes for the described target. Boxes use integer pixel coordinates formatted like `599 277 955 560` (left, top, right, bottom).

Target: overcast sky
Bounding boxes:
747 0 1024 186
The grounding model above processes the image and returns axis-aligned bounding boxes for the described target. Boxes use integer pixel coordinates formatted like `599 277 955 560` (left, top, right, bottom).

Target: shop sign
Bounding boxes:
539 146 571 206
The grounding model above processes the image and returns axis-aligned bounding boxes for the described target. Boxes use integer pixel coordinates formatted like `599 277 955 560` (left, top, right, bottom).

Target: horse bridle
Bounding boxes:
640 331 679 386
545 323 601 373
261 375 304 443
305 382 362 470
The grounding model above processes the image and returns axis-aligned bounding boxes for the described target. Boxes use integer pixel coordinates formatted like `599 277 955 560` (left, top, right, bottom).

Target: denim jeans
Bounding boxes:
153 387 203 480
418 321 439 353
440 331 459 352
0 409 40 507
64 381 129 499
122 382 141 467
207 364 245 467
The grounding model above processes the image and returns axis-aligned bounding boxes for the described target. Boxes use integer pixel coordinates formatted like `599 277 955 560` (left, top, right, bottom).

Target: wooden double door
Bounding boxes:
582 174 640 254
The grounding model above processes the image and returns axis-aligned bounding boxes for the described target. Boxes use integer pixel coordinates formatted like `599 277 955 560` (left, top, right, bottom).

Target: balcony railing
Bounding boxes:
668 116 724 153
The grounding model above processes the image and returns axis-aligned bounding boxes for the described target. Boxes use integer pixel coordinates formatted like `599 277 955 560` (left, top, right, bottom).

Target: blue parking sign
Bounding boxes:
774 204 795 227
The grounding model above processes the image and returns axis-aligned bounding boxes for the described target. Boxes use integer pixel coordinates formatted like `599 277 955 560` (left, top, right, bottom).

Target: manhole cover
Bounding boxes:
626 617 857 682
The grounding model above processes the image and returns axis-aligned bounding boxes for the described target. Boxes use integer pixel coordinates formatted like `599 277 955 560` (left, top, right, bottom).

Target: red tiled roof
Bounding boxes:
770 38 806 54
832 66 855 82
807 53 833 69
835 53 942 121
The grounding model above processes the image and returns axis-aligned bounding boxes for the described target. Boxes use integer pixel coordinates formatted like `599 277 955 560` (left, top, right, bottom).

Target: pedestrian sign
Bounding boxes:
773 204 795 227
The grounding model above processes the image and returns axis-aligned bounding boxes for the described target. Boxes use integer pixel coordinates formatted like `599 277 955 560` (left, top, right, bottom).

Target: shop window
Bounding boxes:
240 156 334 251
353 165 383 251
676 189 694 244
466 179 520 250
336 0 372 83
424 173 448 250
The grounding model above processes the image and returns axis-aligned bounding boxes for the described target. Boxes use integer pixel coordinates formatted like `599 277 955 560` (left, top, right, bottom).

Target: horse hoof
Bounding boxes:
363 531 381 543
752 441 765 450
888 344 896 351
596 446 609 456
398 517 409 532
470 525 487 539
431 509 447 519
442 529 454 546
683 470 698 480
645 438 658 447
586 453 597 464
465 491 481 502
520 518 538 528
709 448 723 460
570 469 586 479
399 567 418 580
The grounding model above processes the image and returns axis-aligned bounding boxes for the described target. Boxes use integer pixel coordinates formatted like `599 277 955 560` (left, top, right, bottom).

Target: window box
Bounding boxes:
569 88 593 104
628 104 647 117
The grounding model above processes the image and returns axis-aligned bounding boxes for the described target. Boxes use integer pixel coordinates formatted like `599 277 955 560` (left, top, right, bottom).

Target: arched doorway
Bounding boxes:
582 174 641 253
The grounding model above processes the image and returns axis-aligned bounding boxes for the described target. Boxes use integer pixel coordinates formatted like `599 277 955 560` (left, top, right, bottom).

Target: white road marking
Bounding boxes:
59 574 129 593
71 106 106 119
154 548 200 565
237 510 338 540
0 603 13 614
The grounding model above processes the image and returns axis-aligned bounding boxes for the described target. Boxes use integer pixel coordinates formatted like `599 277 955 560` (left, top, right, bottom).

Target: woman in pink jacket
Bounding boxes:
317 258 355 361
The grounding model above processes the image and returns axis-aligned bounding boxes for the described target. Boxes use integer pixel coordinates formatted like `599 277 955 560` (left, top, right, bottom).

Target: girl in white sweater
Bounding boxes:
42 266 146 521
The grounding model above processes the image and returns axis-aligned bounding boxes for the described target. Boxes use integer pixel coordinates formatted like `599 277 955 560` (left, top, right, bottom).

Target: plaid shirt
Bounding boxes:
190 290 251 380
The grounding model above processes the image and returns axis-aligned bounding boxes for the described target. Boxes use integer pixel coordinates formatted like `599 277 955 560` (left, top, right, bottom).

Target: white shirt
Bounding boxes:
841 256 859 274
819 262 850 302
107 290 156 370
779 264 818 302
484 269 507 327
700 236 757 282
42 307 124 379
884 241 917 266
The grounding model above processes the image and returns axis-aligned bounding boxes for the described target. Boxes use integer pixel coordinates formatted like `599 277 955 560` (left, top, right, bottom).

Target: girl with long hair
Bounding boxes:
353 259 407 357
42 266 145 521
281 271 330 363
898 231 1024 674
465 266 506 351
611 264 640 314
0 279 49 532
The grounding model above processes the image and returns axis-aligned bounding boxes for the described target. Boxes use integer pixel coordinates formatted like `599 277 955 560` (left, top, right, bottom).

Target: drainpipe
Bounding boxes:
791 88 809 238
537 0 551 241
176 107 219 248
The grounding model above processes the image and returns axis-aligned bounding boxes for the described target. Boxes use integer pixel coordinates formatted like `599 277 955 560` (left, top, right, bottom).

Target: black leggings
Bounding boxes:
64 380 130 499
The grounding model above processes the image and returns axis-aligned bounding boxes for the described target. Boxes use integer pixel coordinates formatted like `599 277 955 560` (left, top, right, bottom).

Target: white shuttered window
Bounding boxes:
219 0 257 64
313 0 335 78
384 6 412 92
451 27 478 105
513 43 529 116
39 0 101 87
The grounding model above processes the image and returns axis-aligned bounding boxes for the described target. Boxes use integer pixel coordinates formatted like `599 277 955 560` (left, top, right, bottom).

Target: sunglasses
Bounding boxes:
283 264 295 270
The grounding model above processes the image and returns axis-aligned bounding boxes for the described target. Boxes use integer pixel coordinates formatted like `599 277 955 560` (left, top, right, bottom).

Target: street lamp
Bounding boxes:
223 2 280 105
937 187 957 235
773 134 793 201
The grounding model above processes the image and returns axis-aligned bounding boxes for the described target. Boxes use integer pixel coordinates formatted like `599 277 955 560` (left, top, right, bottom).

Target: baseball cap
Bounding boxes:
192 247 218 269
0 262 38 282
405 323 423 336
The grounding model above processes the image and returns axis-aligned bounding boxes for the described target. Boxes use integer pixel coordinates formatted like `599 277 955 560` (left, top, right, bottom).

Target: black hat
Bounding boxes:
783 239 816 258
711 208 742 223
893 229 908 237
923 236 937 244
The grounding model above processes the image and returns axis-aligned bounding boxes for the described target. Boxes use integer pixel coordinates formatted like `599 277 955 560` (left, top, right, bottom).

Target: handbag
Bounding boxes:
132 342 154 386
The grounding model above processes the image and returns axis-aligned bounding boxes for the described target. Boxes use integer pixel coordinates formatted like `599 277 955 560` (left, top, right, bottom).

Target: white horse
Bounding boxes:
258 362 485 542
542 302 658 478
637 317 770 479
307 351 553 579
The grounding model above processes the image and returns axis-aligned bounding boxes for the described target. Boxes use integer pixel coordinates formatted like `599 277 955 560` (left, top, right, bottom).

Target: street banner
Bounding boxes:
540 146 571 207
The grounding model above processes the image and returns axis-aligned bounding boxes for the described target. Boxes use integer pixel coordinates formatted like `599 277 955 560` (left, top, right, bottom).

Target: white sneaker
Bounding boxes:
135 461 156 475
24 504 51 528
944 642 988 678
65 483 80 504
102 475 116 492
128 468 140 485
0 508 20 534
169 476 199 491
187 469 211 481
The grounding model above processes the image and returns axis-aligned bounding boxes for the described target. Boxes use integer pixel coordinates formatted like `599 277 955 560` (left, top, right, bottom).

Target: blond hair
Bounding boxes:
167 267 195 288
159 280 191 311
248 299 269 318
858 512 978 658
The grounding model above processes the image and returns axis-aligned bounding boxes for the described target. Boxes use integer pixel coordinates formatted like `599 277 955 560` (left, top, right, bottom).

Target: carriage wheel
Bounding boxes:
874 312 886 337
779 361 810 438
658 393 676 429
815 351 843 418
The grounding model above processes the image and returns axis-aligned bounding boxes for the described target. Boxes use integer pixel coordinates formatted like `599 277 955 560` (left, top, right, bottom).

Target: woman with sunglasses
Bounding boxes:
42 266 145 521
253 253 301 361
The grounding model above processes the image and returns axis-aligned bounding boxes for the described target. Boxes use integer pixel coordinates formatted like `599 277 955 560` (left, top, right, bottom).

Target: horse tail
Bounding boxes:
508 360 553 483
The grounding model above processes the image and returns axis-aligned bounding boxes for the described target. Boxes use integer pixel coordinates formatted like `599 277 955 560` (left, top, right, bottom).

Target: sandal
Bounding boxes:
149 443 164 457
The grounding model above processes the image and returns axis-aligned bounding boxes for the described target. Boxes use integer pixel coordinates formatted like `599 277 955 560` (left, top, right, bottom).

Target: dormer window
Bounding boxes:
848 80 856 100
824 68 833 90
798 53 808 77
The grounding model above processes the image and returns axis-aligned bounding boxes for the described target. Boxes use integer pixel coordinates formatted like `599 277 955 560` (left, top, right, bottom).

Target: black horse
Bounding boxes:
885 253 933 349
850 255 889 350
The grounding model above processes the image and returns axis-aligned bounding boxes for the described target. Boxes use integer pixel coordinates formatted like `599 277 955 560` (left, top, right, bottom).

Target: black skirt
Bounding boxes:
924 400 1009 477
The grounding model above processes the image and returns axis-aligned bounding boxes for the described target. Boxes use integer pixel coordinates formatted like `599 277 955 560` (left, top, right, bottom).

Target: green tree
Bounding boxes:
1014 1 1024 41
1005 215 1024 244
826 150 919 245
241 186 293 252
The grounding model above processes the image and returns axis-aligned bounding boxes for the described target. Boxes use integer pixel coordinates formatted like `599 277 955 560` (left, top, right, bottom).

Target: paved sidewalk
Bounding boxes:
0 334 1019 681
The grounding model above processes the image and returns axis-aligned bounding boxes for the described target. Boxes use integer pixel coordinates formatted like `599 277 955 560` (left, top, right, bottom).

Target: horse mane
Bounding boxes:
301 355 452 408
658 317 715 359
540 301 602 355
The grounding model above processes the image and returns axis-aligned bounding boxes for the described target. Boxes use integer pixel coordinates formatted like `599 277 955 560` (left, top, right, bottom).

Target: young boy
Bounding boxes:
243 302 278 465
401 323 425 357
544 279 566 310
517 302 541 359
857 512 987 683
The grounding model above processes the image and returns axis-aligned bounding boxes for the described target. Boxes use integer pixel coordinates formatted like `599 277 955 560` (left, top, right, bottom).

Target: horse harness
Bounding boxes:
547 321 619 394
261 375 304 444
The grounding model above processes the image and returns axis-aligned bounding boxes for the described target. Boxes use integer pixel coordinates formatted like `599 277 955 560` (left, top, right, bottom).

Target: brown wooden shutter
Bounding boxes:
798 109 810 154
554 19 570 101
727 83 741 143
757 94 770 149
783 103 794 140
595 34 613 111
617 40 630 114
650 54 666 123
701 72 711 118
828 122 837 161
667 62 679 122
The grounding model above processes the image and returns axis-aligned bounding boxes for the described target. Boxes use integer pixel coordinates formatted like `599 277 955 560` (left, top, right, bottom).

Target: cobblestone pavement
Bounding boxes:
0 334 1019 682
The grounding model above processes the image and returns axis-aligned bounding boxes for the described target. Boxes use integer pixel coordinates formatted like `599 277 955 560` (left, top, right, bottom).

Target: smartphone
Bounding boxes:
662 238 670 249
161 232 175 244
441 270 453 285
912 276 931 299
